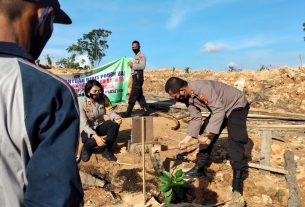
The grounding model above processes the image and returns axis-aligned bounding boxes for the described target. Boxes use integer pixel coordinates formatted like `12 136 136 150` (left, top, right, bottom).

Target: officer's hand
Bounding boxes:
114 115 122 125
178 135 192 149
197 135 211 145
128 61 133 67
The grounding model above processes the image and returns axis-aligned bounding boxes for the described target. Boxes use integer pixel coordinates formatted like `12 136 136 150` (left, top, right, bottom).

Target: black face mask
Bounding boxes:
89 92 104 102
175 96 189 104
31 7 53 60
132 48 140 54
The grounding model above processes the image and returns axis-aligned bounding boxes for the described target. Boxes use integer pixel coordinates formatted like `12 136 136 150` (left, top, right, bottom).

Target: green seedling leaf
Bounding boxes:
175 169 183 178
174 180 187 187
159 175 171 184
164 192 173 204
158 183 171 192
162 170 172 180
175 176 184 182
164 188 173 198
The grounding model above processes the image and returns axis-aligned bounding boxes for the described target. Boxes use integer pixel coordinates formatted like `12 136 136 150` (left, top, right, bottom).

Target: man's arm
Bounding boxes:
198 85 225 134
187 104 203 138
131 54 146 70
24 87 83 206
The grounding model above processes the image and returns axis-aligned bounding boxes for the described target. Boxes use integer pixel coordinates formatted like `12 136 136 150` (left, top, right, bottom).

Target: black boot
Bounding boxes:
81 147 92 162
102 148 117 161
141 106 150 116
122 104 134 118
232 170 244 194
81 138 97 162
185 153 210 178
185 166 206 178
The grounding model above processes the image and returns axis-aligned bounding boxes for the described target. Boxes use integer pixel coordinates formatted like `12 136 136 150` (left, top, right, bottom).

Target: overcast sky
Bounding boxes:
43 0 305 70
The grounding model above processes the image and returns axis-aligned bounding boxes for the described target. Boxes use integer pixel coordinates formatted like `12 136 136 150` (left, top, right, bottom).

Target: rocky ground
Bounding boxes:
78 108 305 207
50 66 305 206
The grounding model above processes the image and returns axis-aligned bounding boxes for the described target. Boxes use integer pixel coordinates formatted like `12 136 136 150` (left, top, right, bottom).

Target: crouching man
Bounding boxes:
165 77 249 204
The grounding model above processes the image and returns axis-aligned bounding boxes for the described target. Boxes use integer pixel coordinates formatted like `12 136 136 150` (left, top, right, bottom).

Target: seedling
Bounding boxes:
158 169 187 204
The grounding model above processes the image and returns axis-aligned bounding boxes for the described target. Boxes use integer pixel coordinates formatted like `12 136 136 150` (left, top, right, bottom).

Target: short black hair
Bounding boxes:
165 77 188 93
84 80 104 98
132 40 140 46
0 0 29 20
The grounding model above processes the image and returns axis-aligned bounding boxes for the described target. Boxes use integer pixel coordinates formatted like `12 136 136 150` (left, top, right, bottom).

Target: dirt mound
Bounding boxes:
143 66 305 114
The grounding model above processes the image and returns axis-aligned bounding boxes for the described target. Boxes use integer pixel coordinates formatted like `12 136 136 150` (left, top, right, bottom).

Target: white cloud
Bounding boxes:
229 37 273 50
200 36 274 53
201 42 226 53
227 61 238 68
76 55 91 67
166 0 236 29
167 9 188 29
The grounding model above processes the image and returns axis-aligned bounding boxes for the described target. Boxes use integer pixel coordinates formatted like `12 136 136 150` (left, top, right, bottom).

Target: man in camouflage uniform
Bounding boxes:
165 77 249 199
122 40 149 117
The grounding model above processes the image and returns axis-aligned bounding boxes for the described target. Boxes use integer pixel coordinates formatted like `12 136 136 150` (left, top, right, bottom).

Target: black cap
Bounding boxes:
24 0 72 24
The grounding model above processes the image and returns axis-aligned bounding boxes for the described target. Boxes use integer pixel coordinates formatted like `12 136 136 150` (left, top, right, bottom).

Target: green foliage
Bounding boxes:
158 169 187 204
228 66 242 72
258 64 272 71
303 22 305 41
55 54 89 69
184 67 190 73
67 29 112 67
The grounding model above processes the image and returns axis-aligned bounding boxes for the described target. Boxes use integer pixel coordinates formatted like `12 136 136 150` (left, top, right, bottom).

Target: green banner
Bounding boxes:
58 57 132 103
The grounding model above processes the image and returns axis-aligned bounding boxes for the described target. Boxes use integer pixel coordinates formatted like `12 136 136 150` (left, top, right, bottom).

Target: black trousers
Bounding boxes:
197 104 249 171
128 70 147 108
81 120 120 152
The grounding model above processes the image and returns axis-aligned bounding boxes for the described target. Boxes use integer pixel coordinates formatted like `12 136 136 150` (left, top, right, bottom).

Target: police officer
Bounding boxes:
122 40 149 117
165 77 249 198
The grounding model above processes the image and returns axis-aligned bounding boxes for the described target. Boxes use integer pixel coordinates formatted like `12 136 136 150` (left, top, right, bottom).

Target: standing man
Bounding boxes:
165 77 249 204
0 0 83 206
122 40 149 117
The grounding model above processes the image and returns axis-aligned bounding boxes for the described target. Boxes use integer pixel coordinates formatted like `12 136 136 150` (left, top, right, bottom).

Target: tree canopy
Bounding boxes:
67 29 112 67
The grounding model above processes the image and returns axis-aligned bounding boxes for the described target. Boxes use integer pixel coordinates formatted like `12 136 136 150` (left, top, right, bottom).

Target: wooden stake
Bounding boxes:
260 131 272 174
284 150 302 206
141 117 146 205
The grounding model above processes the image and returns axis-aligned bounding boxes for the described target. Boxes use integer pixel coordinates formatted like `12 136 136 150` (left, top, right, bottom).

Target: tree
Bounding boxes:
56 54 89 69
44 54 53 66
258 64 272 71
67 29 112 67
184 66 190 73
228 65 242 72
303 22 305 41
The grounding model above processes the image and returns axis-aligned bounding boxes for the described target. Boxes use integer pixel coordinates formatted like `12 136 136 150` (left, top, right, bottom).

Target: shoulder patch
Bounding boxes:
104 95 113 111
190 90 208 105
199 93 209 105
138 54 145 59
